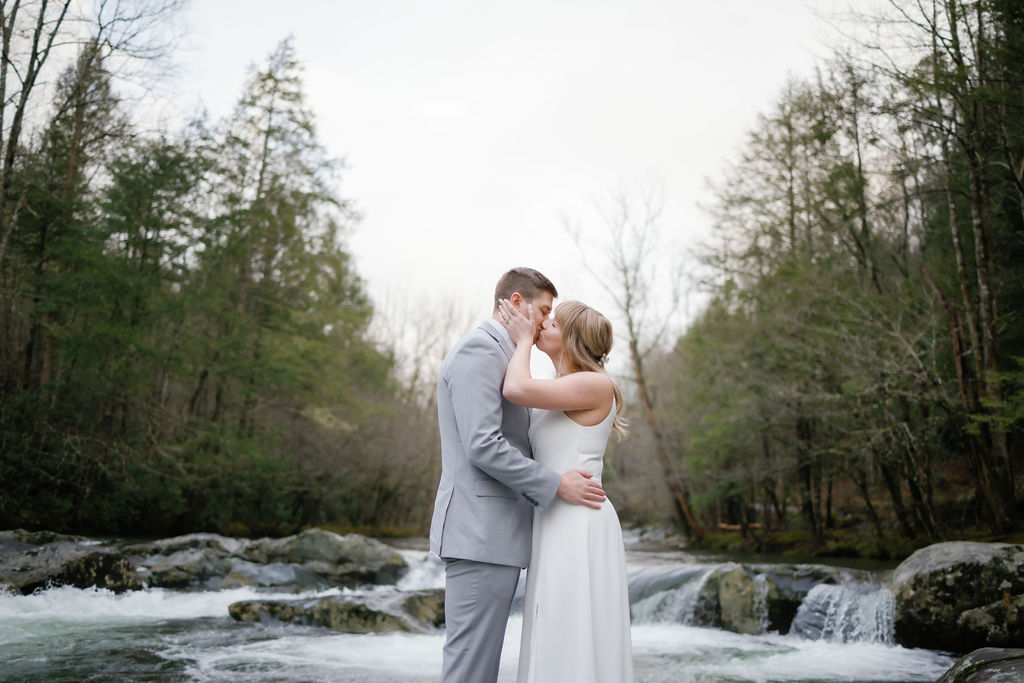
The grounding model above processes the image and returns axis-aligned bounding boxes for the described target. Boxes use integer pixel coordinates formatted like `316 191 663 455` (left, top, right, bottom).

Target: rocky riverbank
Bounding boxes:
0 527 441 634
0 527 407 594
2 529 1021 652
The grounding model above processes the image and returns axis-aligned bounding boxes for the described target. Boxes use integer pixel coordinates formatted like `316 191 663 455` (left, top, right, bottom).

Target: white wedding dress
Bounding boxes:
517 401 634 683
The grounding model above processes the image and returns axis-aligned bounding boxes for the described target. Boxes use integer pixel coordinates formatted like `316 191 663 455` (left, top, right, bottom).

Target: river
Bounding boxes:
0 538 956 682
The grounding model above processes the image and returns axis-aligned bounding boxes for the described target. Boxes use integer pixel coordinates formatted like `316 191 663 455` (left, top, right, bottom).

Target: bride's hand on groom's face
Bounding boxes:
498 298 537 346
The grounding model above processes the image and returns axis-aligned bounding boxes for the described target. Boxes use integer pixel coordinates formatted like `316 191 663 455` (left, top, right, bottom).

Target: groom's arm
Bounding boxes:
447 333 562 508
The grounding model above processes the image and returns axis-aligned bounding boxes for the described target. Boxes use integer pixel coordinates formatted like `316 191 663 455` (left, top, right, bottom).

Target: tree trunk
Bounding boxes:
944 0 1016 534
904 469 938 539
630 338 705 540
852 469 885 538
824 476 834 530
795 414 818 535
879 458 916 538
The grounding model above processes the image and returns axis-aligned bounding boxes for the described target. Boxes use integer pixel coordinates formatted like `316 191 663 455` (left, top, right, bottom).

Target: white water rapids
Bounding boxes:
0 548 956 682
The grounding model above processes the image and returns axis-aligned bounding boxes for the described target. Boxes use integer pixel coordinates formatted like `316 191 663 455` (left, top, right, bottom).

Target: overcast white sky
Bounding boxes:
172 1 844 348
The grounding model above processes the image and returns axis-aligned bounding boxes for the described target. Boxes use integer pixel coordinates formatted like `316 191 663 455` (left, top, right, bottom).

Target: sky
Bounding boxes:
170 1 845 356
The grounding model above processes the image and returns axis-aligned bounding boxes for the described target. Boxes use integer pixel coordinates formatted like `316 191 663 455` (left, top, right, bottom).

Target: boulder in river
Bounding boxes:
0 533 140 594
936 647 1024 682
123 533 246 589
679 563 767 635
891 541 1024 652
229 597 410 633
124 528 408 590
218 559 331 592
228 588 445 634
0 529 85 550
121 532 248 559
243 528 407 586
716 565 766 635
399 589 446 629
699 563 850 635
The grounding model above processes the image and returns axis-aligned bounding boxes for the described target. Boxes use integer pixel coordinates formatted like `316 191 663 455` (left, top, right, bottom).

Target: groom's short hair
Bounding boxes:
494 267 558 309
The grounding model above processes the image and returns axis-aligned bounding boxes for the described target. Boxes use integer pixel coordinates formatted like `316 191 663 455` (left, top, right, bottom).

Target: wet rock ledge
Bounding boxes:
937 648 1024 682
0 527 408 594
0 529 139 594
228 589 445 634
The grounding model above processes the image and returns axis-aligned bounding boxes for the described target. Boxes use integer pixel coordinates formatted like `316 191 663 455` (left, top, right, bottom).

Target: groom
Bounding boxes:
430 267 606 682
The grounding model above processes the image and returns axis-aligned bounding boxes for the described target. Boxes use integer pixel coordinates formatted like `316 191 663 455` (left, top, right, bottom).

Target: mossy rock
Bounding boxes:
228 589 444 634
891 542 1024 652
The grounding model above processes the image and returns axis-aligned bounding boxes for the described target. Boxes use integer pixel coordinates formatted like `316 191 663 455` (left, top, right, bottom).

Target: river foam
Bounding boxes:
0 548 958 682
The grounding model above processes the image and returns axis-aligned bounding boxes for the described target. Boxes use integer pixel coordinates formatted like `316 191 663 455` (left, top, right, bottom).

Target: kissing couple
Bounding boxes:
430 267 634 683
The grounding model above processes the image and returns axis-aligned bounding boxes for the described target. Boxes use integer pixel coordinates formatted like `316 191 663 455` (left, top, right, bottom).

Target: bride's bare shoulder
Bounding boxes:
563 370 613 392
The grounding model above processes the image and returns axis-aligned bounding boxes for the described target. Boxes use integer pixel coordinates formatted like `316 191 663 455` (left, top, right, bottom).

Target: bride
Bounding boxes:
496 298 634 683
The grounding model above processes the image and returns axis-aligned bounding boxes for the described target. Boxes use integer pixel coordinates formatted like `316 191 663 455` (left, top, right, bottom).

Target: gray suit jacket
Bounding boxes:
429 319 562 567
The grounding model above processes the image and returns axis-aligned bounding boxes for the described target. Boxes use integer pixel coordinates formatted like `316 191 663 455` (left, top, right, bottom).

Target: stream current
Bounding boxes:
0 541 956 682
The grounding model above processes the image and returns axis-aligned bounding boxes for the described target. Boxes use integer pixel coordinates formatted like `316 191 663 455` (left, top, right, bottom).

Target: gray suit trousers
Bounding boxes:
442 558 522 683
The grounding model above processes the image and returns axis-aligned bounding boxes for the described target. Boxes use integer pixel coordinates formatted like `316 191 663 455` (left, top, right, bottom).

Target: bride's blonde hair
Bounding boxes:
554 301 628 438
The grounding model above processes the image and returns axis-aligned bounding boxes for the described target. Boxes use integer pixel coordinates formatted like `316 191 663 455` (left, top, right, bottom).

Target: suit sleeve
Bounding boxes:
446 334 561 509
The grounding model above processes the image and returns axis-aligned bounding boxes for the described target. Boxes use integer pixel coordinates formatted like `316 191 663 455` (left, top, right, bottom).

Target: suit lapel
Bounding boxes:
480 318 533 451
480 319 514 361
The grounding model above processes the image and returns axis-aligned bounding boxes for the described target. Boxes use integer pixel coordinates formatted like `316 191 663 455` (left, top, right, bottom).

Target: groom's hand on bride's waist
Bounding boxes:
556 470 606 510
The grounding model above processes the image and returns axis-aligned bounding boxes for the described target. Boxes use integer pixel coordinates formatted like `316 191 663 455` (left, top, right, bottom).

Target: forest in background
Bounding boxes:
0 2 439 536
0 1 1021 552
627 0 1024 553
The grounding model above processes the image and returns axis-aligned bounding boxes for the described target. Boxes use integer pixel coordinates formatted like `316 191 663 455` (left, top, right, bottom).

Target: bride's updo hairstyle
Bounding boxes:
554 301 628 438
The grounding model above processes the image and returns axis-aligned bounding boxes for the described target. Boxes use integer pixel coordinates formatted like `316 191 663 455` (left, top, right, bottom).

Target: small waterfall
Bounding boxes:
396 550 445 591
630 568 712 624
627 564 709 603
789 583 895 644
626 562 896 646
752 573 770 633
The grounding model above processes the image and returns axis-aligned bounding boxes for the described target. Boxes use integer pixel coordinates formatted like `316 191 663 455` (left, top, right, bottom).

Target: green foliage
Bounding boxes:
662 0 1024 541
0 39 414 536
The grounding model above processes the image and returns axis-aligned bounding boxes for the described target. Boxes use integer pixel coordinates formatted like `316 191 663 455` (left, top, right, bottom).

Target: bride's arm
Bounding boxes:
504 350 610 411
498 300 611 411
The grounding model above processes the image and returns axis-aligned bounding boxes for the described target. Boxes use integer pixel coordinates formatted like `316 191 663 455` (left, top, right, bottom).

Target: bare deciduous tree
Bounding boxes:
369 285 478 405
0 0 184 266
567 187 705 540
